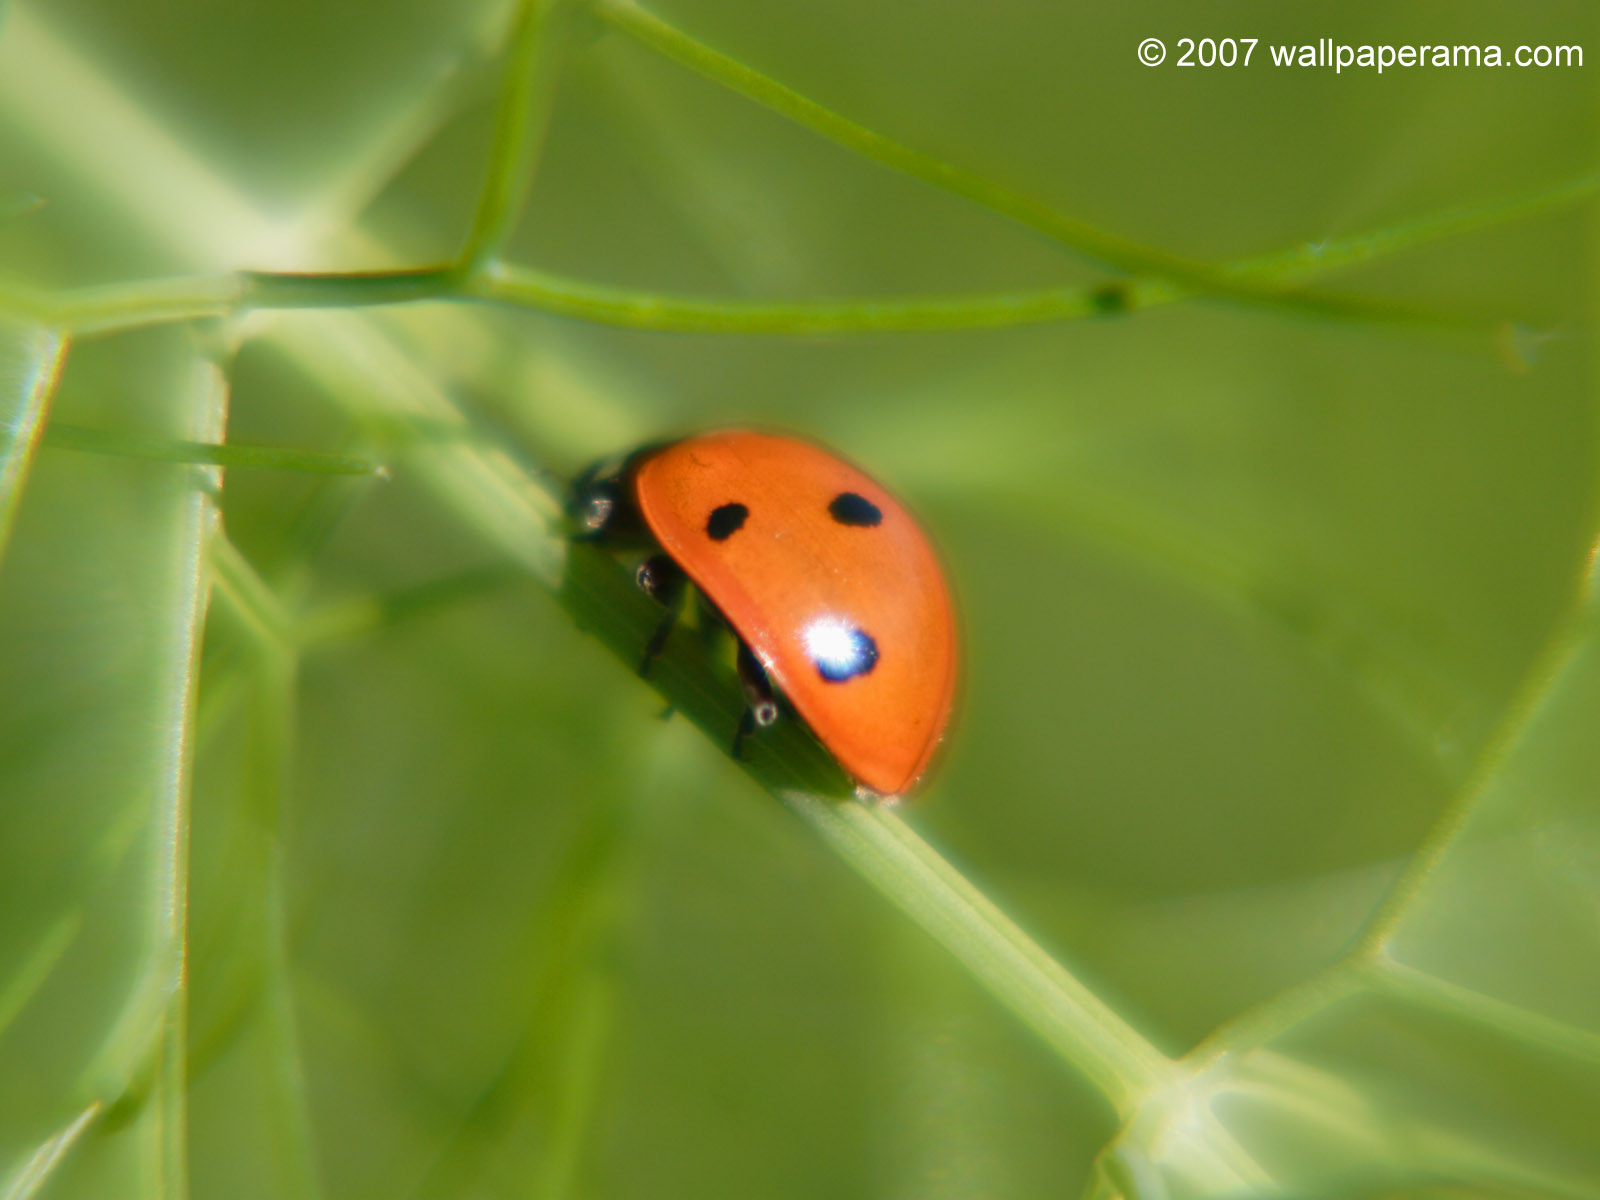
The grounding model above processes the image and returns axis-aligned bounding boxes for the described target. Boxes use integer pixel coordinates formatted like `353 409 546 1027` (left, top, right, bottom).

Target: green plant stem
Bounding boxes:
11 263 1484 343
476 264 1482 337
0 323 66 556
586 0 1219 288
0 916 83 1042
783 793 1176 1116
460 0 569 270
43 421 384 476
210 533 295 651
1367 956 1600 1067
533 967 613 1200
154 998 188 1200
12 154 1600 340
1183 959 1369 1072
134 366 224 1200
584 0 1508 330
0 1104 104 1200
254 654 325 1200
478 264 1148 330
1 274 244 336
1229 168 1600 283
0 256 1508 350
1355 575 1599 954
240 267 460 311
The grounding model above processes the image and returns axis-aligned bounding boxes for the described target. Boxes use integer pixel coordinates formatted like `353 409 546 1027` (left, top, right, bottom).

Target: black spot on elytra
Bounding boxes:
813 625 879 682
706 503 748 540
828 492 882 527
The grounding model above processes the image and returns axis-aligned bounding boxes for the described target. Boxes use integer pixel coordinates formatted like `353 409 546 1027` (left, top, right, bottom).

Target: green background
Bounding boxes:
1 0 1597 1197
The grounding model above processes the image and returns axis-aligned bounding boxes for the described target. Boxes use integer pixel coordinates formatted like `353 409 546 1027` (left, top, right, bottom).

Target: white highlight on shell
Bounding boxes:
802 615 870 680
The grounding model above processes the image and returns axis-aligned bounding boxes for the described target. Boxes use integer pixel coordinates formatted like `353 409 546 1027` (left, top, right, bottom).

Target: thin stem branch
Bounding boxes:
460 0 570 270
0 1104 104 1200
584 0 1536 329
210 533 296 651
8 157 1597 343
1367 955 1600 1067
28 258 1479 341
477 264 1141 330
1183 959 1369 1072
587 0 1222 288
241 267 461 311
473 263 1488 339
783 793 1176 1115
0 323 67 558
2 274 244 336
138 356 227 1200
1227 168 1600 283
1354 575 1599 955
0 212 1545 345
43 420 384 476
255 654 325 1200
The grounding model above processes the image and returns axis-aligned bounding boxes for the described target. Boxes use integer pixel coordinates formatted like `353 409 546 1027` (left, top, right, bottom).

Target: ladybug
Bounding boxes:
573 430 958 798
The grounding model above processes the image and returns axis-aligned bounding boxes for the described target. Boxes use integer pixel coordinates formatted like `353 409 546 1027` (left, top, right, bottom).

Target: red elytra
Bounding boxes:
631 431 958 797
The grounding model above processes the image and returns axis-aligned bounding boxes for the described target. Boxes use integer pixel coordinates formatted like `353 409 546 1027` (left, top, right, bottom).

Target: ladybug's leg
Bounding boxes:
730 639 779 760
736 642 780 727
635 554 685 677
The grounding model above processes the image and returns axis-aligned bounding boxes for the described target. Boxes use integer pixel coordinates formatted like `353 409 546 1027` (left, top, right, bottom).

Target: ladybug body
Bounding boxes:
579 431 957 797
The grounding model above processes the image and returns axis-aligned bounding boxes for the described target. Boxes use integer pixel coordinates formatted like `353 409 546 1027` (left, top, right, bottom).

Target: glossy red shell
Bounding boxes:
632 431 957 796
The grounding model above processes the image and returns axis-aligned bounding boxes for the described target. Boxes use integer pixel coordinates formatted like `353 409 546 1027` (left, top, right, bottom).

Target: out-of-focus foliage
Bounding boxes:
0 0 1596 1197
